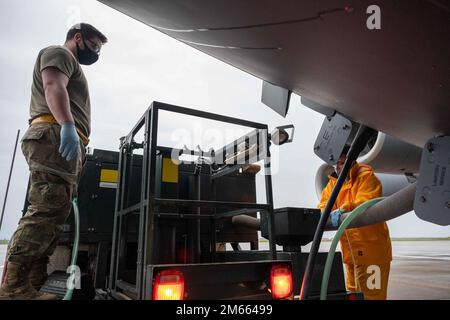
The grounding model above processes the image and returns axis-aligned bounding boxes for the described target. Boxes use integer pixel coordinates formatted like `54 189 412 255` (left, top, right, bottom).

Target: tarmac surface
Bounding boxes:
1 241 449 299
386 241 450 300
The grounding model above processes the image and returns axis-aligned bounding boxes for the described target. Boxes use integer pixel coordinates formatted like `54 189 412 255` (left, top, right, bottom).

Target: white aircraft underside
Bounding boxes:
98 0 450 148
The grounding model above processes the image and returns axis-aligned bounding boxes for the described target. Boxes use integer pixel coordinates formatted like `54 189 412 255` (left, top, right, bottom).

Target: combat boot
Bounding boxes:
29 258 49 291
0 261 57 300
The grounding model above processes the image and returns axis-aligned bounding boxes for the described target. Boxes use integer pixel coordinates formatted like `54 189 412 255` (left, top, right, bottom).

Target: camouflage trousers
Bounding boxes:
7 123 85 265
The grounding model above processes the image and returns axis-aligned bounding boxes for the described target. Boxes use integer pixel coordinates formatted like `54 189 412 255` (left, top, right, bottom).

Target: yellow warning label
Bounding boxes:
162 158 179 183
100 169 118 183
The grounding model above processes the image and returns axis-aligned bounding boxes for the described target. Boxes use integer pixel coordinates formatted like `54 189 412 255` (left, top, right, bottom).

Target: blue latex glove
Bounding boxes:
59 123 80 161
330 209 344 228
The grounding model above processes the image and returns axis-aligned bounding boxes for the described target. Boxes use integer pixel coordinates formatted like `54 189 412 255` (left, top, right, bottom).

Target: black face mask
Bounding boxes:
76 39 99 65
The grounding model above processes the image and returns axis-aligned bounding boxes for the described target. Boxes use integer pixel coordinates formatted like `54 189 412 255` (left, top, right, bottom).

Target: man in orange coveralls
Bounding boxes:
318 146 392 300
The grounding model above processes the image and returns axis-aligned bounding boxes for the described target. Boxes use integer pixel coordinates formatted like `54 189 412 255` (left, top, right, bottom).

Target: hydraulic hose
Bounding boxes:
320 197 384 300
344 183 416 229
232 215 260 230
63 197 80 301
300 125 376 299
324 182 416 231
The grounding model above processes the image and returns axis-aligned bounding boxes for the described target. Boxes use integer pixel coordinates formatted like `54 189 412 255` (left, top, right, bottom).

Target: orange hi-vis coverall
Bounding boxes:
318 163 392 300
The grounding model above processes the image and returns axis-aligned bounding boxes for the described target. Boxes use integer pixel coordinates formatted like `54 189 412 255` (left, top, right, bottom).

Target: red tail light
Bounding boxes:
270 265 293 299
153 270 185 300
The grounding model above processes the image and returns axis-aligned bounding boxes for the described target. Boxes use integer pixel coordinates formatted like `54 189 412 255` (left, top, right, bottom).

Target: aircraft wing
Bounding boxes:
98 0 450 148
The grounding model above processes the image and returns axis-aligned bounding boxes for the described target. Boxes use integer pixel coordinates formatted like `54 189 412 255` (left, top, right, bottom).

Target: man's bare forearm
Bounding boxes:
44 83 74 124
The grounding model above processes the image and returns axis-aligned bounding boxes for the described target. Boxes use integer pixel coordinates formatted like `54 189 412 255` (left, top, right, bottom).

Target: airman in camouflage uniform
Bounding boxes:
0 23 107 300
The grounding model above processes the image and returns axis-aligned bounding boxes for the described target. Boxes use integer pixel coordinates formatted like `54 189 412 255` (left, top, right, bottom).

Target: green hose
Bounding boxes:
320 197 385 300
63 197 80 300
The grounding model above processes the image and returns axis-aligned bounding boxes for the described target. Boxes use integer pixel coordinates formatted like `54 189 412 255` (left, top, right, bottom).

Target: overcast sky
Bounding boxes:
0 0 449 239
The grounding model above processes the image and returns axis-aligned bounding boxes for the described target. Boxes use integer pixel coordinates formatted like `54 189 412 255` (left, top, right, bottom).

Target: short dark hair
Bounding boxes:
66 23 108 44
